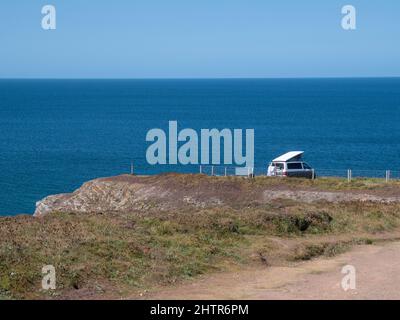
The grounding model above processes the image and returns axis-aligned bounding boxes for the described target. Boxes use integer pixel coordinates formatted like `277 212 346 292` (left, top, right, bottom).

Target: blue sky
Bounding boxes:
0 0 399 78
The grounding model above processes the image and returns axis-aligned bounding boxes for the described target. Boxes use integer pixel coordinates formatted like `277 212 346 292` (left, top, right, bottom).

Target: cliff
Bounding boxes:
34 174 239 217
34 173 400 217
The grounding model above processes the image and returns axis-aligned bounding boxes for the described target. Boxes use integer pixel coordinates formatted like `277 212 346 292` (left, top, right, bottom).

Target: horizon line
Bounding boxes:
0 76 400 80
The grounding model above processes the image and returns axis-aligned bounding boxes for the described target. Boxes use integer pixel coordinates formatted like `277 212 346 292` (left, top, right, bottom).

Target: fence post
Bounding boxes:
312 169 315 180
386 170 391 183
199 165 202 174
211 166 214 176
130 161 134 175
347 169 352 182
224 167 227 177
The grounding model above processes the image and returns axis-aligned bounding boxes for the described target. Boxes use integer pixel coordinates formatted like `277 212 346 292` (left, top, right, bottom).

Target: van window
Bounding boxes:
303 163 311 169
274 163 284 170
287 163 302 170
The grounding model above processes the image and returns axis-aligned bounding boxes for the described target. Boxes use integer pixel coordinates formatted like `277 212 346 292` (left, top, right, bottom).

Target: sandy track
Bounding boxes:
147 242 400 300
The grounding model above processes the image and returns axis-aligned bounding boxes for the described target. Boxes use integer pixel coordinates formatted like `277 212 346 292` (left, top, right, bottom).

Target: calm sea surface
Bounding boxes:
0 78 399 215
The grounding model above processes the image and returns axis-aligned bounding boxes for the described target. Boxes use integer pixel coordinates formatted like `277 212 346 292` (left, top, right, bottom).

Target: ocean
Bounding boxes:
0 78 399 215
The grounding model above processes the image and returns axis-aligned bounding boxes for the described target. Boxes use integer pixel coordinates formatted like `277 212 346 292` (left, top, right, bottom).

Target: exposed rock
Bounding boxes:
34 174 235 217
35 176 166 217
34 173 400 217
263 190 400 204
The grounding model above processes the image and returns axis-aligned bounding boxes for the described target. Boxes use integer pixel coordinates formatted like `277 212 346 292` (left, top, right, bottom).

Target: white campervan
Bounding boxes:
267 151 315 179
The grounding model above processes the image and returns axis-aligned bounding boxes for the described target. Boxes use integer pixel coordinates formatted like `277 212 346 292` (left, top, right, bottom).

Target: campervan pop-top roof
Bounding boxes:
272 151 304 162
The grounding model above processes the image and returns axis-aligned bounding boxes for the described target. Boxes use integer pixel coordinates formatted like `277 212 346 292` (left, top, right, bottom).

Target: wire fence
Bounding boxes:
198 165 400 181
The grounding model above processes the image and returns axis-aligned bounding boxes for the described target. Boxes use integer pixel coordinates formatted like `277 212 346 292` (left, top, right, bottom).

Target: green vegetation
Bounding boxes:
2 200 400 299
2 175 400 299
146 173 400 192
190 174 400 191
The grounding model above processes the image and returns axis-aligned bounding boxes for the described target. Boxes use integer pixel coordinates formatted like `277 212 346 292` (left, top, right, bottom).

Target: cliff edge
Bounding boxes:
34 173 400 217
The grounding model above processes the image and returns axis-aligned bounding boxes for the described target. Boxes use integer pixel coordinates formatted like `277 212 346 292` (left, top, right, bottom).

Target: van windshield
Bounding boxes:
303 163 311 169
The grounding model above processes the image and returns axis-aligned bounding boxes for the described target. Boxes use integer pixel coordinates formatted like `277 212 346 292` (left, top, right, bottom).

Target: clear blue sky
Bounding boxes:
0 0 399 78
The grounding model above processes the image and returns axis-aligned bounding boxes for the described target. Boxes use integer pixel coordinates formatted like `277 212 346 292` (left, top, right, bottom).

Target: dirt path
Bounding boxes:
147 241 400 300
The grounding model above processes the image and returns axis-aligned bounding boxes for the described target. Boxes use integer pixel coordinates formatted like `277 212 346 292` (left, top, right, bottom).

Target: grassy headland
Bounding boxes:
1 174 400 299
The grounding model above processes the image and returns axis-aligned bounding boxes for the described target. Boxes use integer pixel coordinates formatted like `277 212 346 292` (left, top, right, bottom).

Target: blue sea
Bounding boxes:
0 78 399 215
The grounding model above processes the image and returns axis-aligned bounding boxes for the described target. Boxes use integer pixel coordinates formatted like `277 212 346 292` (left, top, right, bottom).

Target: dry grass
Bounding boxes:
2 200 400 299
2 175 400 299
162 174 400 191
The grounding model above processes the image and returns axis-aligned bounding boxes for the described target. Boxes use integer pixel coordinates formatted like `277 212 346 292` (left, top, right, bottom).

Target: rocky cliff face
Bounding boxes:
34 174 238 217
34 173 400 217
